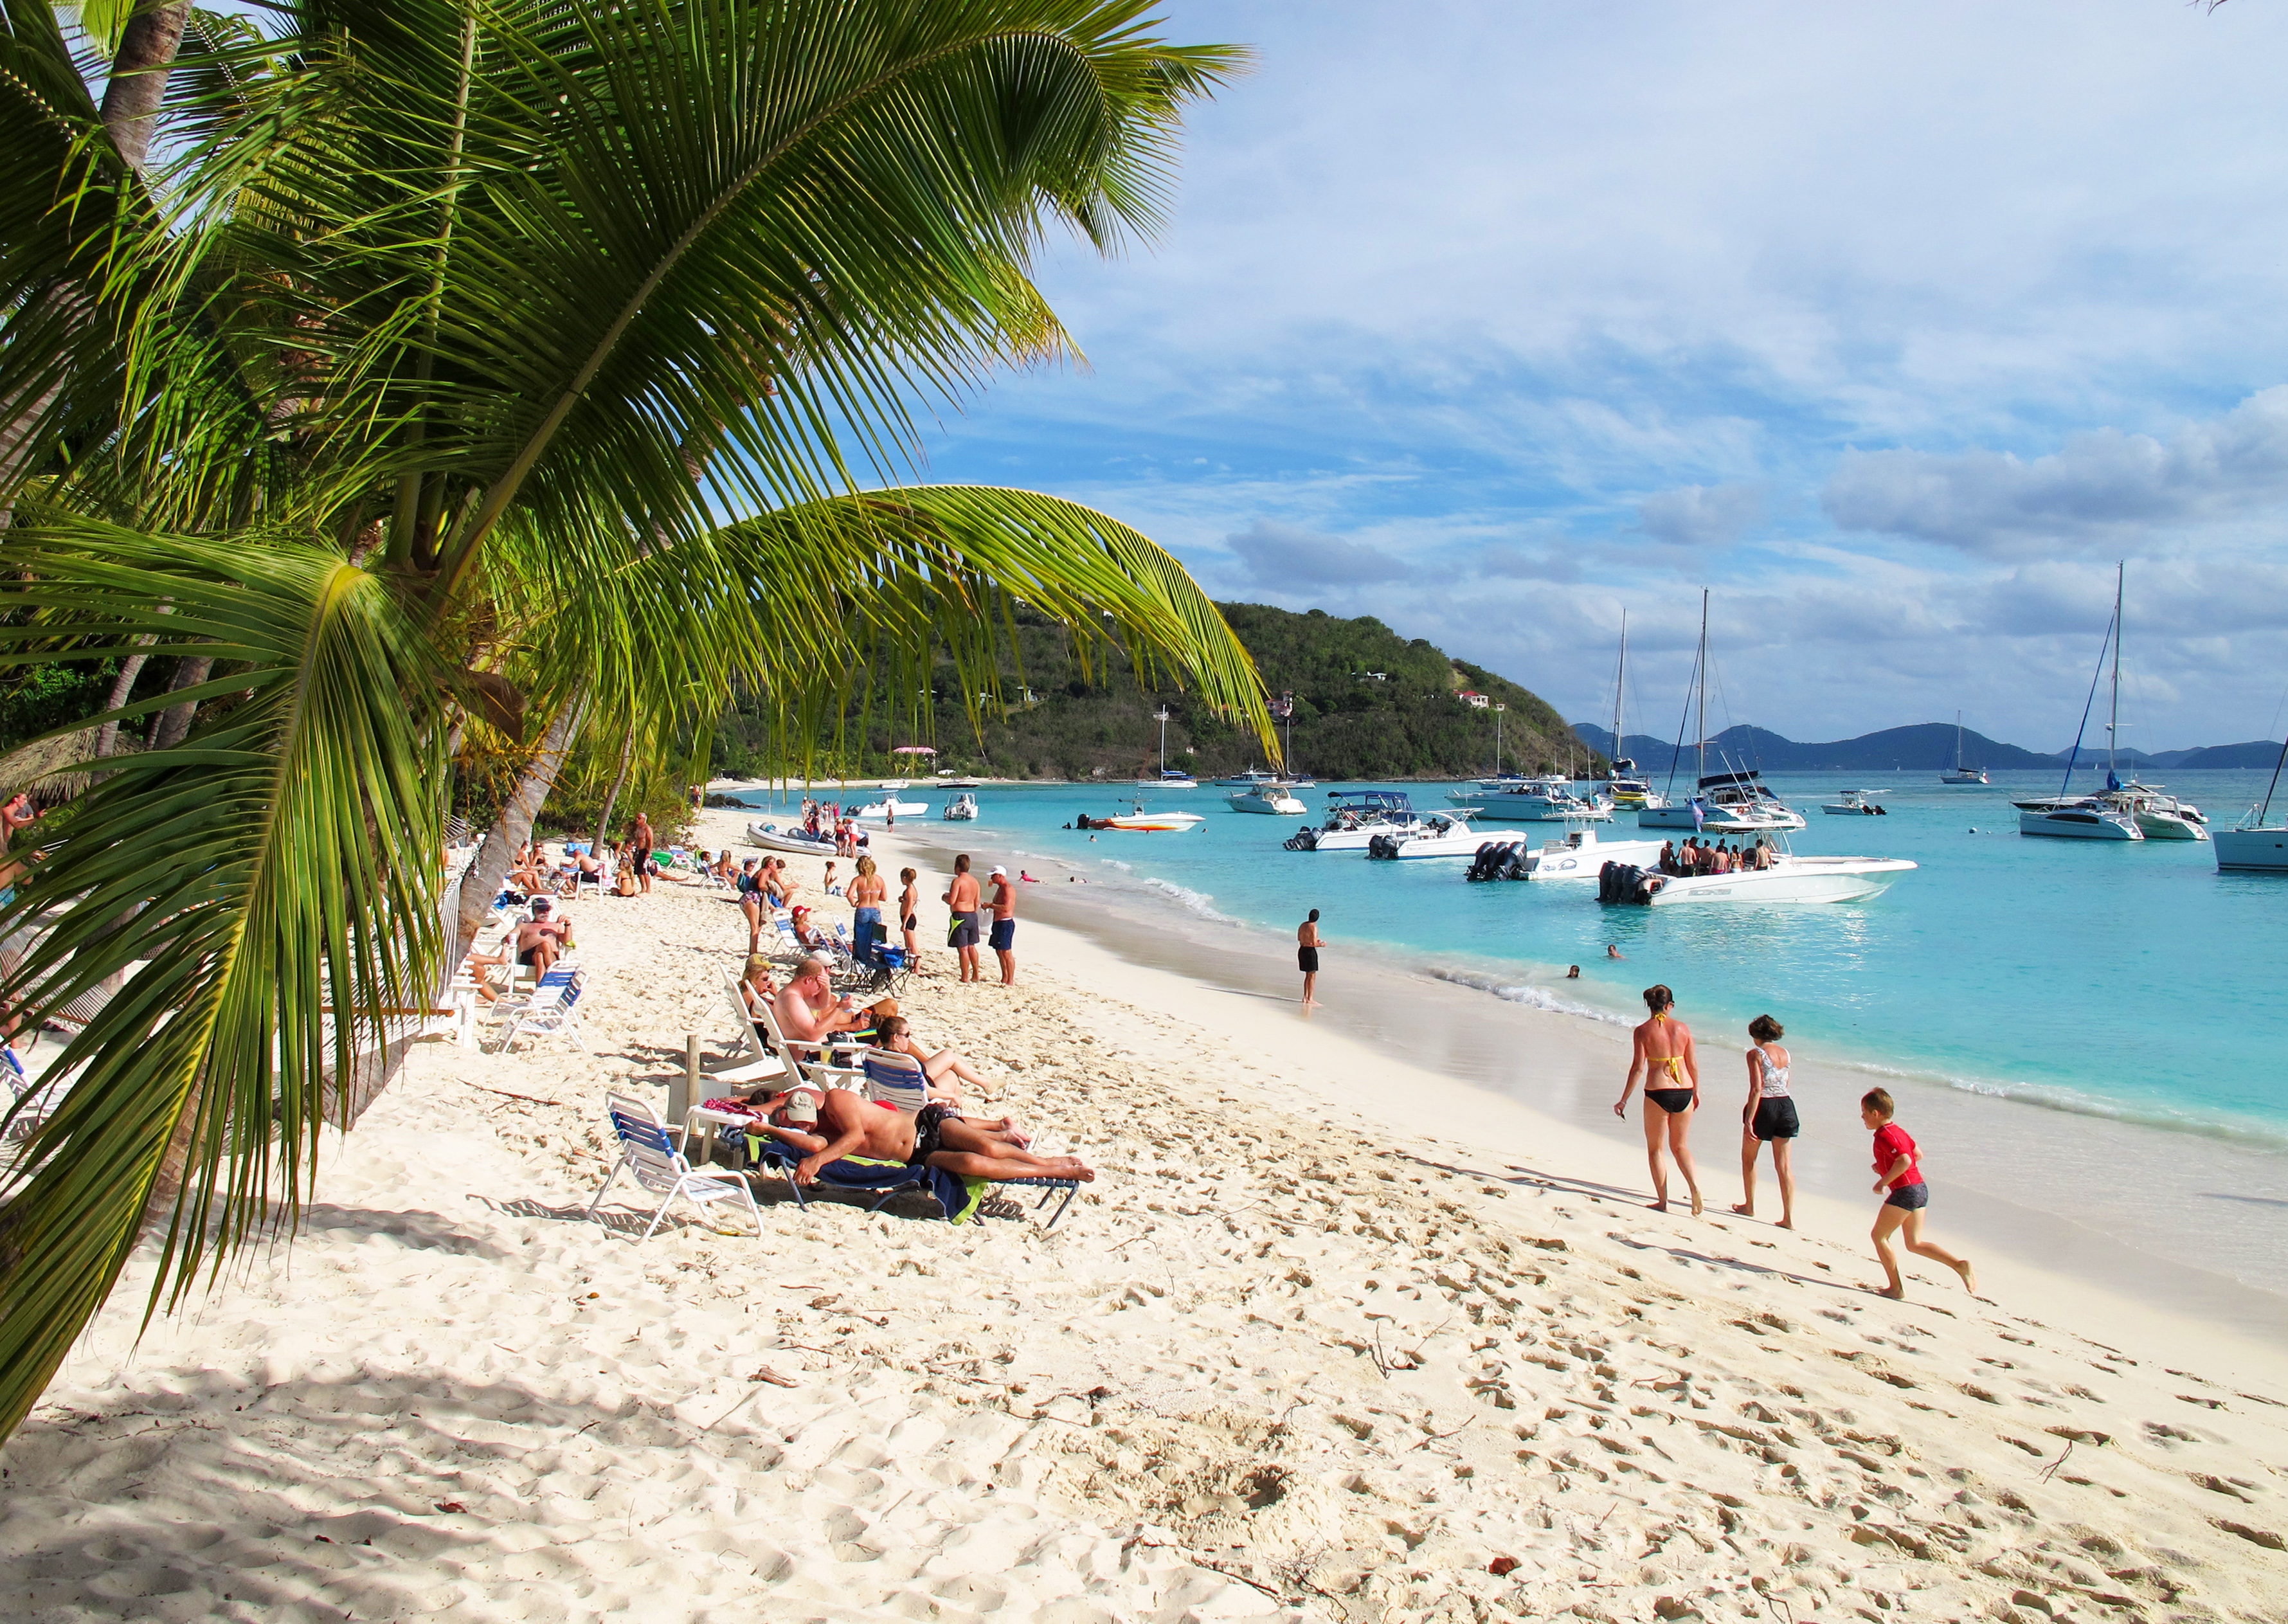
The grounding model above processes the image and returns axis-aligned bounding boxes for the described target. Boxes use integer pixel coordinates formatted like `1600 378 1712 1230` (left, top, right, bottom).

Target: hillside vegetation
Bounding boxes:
713 603 1587 782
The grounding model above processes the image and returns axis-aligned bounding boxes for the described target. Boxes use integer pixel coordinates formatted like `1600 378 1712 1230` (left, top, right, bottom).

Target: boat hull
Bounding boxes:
1227 789 1307 815
1097 813 1204 832
1940 771 1988 785
1524 836 1670 880
1640 857 1917 905
1367 833 1486 859
744 820 841 855
2216 827 2288 871
852 798 927 819
1636 805 1806 834
2134 809 2208 841
1461 793 1614 822
2019 809 2141 840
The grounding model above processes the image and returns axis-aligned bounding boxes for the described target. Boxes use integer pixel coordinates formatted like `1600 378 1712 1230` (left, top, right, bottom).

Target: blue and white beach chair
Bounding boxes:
587 1091 759 1240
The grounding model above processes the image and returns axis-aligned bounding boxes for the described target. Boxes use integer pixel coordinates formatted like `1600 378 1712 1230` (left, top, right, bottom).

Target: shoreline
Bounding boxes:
7 806 2285 1619
870 815 2288 1348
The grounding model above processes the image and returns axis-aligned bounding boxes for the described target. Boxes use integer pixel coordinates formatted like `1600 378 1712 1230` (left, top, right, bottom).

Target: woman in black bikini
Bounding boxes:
1614 983 1706 1216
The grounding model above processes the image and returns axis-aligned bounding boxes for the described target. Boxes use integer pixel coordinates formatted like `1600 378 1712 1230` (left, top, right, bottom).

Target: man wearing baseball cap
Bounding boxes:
986 865 1018 986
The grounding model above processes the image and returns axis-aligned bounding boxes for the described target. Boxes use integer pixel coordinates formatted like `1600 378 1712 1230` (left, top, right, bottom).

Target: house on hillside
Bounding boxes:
1458 690 1490 710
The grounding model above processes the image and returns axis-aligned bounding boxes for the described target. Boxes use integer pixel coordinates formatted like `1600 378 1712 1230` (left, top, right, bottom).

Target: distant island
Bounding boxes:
713 603 1585 782
1572 721 2285 775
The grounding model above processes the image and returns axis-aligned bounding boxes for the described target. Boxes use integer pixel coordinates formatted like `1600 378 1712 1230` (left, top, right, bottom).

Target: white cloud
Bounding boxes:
1636 483 1765 548
1223 519 1406 586
1822 388 2288 555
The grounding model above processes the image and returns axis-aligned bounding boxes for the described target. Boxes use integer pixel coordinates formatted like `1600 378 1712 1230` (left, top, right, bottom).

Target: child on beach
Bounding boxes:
1861 1088 1978 1300
1733 1014 1798 1230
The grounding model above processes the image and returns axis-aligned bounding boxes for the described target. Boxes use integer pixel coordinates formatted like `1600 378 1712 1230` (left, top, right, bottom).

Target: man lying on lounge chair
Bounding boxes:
751 1085 1092 1189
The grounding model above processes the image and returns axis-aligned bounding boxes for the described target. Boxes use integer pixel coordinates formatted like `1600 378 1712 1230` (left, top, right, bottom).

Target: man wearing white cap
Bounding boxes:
987 865 1018 986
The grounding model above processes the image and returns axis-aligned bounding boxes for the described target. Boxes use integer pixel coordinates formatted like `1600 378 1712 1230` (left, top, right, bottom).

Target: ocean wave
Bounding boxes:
1427 967 1634 1027
1137 876 1241 925
1835 1057 2288 1153
1097 858 1134 872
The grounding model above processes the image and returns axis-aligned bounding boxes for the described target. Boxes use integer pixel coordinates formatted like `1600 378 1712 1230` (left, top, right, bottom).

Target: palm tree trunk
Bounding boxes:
150 654 212 750
453 694 585 959
593 719 638 848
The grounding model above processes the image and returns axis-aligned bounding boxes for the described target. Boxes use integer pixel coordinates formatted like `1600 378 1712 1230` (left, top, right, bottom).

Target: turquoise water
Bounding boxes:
734 771 2288 1147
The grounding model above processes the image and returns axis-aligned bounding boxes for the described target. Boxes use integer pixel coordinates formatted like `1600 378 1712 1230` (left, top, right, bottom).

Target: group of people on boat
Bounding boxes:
1657 835 1774 878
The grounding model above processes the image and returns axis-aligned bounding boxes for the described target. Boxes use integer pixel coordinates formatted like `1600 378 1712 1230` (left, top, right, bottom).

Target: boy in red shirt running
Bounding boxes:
1860 1088 1979 1301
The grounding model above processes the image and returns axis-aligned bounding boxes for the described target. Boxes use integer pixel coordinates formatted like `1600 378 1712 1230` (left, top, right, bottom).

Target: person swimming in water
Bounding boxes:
1614 984 1705 1216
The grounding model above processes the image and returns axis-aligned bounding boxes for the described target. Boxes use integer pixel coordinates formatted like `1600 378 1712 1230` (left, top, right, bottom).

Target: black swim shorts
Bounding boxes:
909 1101 959 1165
1884 1181 1929 1211
1298 946 1320 973
1751 1097 1800 1141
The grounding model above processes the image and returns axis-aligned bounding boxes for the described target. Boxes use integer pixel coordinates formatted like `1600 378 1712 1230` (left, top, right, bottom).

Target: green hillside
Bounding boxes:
712 602 1592 782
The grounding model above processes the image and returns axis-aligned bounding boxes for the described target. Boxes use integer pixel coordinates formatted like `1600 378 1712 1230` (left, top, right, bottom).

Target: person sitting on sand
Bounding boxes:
1861 1087 1977 1301
514 897 575 975
1614 984 1704 1216
874 1015 990 1104
752 1084 1091 1191
507 842 547 894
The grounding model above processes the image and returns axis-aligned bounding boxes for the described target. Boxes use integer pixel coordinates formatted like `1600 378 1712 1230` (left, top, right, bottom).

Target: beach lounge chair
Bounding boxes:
587 1091 758 1240
710 977 791 1089
860 1048 932 1112
490 964 586 1052
573 847 614 900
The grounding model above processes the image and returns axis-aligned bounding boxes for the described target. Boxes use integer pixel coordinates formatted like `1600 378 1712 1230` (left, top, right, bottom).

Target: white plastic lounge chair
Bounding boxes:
711 977 791 1088
574 847 615 900
587 1090 758 1240
752 995 866 1092
491 964 586 1052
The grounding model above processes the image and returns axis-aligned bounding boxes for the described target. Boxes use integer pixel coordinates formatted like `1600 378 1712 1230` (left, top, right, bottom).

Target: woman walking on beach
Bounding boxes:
1614 984 1705 1216
1732 1014 1797 1229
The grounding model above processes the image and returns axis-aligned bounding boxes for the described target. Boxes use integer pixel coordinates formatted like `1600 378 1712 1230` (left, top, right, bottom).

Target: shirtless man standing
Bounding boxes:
944 853 983 983
753 1085 1094 1189
1297 908 1323 1007
986 865 1017 986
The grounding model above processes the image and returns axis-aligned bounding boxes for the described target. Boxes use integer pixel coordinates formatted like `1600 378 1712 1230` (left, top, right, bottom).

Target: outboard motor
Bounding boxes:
1367 832 1401 860
1466 841 1500 882
1500 842 1532 880
1283 826 1319 853
1599 860 1651 905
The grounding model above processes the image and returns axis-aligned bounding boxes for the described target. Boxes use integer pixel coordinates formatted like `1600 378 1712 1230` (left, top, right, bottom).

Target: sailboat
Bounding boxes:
1939 713 1988 785
1636 592 1805 833
2215 735 2288 872
1134 707 1196 789
1599 613 1666 811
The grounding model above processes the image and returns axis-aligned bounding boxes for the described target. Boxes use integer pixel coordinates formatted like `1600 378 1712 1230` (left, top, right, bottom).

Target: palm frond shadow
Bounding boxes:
7 1367 712 1612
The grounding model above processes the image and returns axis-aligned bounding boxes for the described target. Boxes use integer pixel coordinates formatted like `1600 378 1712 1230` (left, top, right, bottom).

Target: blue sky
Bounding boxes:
915 0 2288 750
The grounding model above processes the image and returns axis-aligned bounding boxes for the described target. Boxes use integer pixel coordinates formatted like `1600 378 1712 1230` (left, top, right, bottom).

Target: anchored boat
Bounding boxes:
1598 838 1916 906
1284 791 1419 852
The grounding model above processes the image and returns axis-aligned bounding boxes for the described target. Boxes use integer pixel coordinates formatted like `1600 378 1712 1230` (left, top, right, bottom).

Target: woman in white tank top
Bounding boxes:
1733 1013 1798 1229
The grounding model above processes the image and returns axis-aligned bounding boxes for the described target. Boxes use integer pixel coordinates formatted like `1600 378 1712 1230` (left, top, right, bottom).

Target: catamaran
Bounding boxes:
1940 712 1988 785
1636 591 1806 834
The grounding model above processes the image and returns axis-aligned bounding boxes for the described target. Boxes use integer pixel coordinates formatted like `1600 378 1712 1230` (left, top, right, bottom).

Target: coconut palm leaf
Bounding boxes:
0 521 447 1442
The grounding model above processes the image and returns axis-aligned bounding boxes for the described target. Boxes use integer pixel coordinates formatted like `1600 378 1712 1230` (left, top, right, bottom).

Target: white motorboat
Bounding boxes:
1450 775 1614 822
1939 713 1988 784
1227 782 1308 815
1284 791 1419 851
1821 789 1890 816
1365 811 1484 860
1076 800 1205 833
941 793 979 821
1464 821 1671 882
1634 592 1805 833
744 819 840 856
933 773 984 789
1214 766 1282 788
2215 739 2288 871
2017 798 2143 840
1599 838 1916 905
851 797 927 820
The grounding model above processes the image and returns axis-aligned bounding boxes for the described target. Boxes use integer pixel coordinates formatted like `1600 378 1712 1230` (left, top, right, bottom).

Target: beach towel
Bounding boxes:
746 1136 987 1223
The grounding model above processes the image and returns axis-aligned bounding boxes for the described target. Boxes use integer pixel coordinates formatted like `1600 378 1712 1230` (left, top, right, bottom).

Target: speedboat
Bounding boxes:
1076 800 1204 833
1284 790 1418 851
1227 782 1308 815
933 773 984 789
1599 837 1916 905
941 793 979 821
1637 770 1806 833
1365 812 1484 860
1821 789 1889 816
745 819 840 855
1467 820 1670 881
851 797 927 820
1452 775 1614 822
2015 798 2143 840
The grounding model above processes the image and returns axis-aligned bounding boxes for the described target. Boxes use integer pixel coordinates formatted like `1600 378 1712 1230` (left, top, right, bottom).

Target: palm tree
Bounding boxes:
0 0 1265 1442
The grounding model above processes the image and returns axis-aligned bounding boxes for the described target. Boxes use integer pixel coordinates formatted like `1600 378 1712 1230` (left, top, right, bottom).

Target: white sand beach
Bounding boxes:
5 807 2286 1623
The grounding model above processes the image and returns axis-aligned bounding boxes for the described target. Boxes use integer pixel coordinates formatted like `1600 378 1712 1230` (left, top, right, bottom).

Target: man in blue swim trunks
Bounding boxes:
987 865 1018 986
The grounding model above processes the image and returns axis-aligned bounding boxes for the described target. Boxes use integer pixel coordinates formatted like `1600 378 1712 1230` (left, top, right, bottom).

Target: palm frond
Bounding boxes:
0 520 447 1442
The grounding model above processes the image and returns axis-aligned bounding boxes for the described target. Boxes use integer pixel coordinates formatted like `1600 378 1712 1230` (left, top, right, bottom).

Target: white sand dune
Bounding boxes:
5 810 2285 1622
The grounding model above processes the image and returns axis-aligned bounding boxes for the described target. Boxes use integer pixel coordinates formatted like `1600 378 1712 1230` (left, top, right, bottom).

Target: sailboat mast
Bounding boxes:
1612 611 1628 763
1695 590 1709 786
2109 563 2123 779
